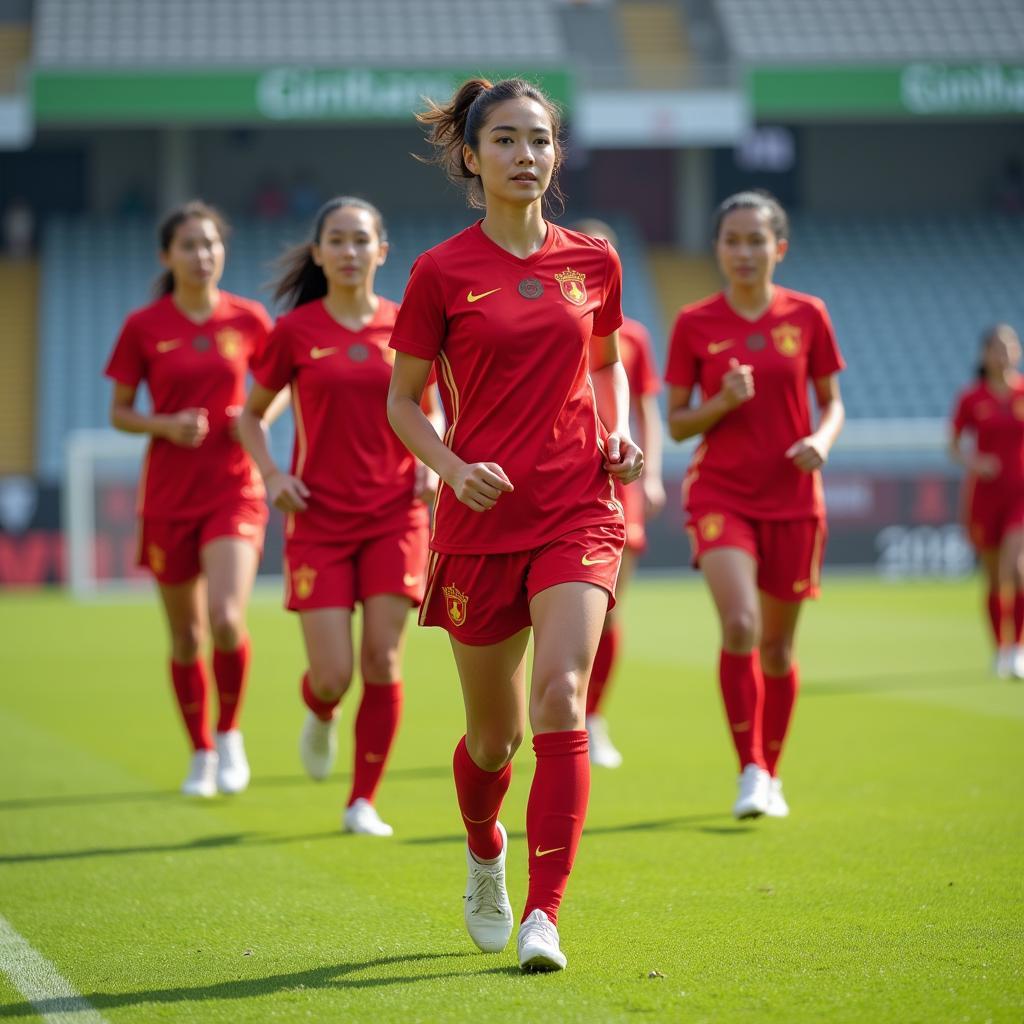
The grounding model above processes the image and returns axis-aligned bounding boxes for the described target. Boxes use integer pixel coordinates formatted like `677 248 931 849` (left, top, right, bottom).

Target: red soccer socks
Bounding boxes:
585 624 620 716
719 649 766 770
762 663 799 777
170 659 213 752
302 671 341 722
347 681 403 807
523 730 590 926
212 636 250 734
453 735 512 862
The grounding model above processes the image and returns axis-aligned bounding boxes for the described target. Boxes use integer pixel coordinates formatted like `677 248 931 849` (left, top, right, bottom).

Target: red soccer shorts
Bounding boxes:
686 509 827 602
616 478 647 554
137 496 268 585
964 479 1024 550
284 517 429 612
420 521 626 645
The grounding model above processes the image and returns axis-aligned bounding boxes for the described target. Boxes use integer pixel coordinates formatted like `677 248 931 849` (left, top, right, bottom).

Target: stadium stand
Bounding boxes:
715 0 1024 62
33 0 566 66
34 213 661 477
0 259 37 473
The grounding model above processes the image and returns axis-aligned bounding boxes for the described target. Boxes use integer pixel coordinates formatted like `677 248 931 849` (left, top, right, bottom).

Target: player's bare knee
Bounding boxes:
360 643 399 684
467 731 519 771
171 629 202 663
308 665 352 703
531 670 582 731
209 606 244 650
761 639 793 677
721 609 759 652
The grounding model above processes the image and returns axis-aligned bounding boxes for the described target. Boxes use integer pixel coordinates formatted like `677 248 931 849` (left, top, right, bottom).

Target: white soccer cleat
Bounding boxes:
994 647 1014 679
181 749 218 798
1011 646 1024 680
299 710 338 781
517 908 567 972
215 730 250 794
764 776 790 818
343 797 394 837
585 714 623 769
463 821 514 953
732 763 770 819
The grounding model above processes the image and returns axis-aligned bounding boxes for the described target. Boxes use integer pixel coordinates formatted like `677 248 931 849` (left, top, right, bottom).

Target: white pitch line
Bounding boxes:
0 914 109 1024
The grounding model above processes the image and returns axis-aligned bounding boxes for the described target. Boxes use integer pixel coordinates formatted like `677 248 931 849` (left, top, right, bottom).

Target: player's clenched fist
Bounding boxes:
448 461 514 512
603 432 644 485
720 358 755 409
265 470 310 513
163 407 209 448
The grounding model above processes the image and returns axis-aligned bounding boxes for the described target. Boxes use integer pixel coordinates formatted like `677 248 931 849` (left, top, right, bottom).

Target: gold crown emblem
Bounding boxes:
554 267 585 285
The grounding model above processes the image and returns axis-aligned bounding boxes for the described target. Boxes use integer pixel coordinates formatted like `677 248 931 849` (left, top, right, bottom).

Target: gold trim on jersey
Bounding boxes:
432 351 463 544
287 381 309 538
809 520 825 589
136 445 152 517
418 551 440 627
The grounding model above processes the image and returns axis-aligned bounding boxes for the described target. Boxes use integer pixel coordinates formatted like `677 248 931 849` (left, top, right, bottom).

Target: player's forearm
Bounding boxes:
388 395 463 485
110 405 173 439
668 392 731 442
237 409 280 481
591 361 631 437
813 398 845 455
637 396 664 480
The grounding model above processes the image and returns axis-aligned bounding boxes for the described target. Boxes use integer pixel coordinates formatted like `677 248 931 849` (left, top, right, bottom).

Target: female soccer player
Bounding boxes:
949 323 1024 678
387 78 643 971
105 201 273 798
665 190 845 820
571 218 665 768
238 197 437 837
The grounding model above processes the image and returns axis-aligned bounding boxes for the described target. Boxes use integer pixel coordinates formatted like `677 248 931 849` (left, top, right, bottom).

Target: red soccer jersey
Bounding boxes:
665 286 845 520
253 297 428 543
620 316 661 401
951 379 1024 491
104 292 272 520
390 221 624 554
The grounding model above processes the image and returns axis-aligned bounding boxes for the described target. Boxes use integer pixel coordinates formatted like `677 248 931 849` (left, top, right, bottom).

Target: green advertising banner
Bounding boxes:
33 66 573 123
752 62 1024 118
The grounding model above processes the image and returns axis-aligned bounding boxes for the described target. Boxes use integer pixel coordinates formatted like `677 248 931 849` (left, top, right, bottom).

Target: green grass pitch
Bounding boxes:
0 577 1021 1023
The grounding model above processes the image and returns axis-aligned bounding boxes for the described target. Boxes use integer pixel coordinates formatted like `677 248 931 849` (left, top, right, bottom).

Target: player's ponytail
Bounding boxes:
153 200 228 298
271 196 387 312
416 77 564 212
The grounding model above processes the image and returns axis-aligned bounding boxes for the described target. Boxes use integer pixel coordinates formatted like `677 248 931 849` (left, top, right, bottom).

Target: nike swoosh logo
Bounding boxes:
156 340 180 353
311 346 338 360
403 573 420 587
467 288 501 303
792 579 810 593
534 845 566 858
364 753 386 763
708 340 733 354
581 554 610 566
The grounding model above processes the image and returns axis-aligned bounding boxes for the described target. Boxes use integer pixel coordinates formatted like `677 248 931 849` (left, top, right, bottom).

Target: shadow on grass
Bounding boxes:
0 829 351 866
0 764 450 813
802 666 980 698
404 812 725 847
0 952 529 1018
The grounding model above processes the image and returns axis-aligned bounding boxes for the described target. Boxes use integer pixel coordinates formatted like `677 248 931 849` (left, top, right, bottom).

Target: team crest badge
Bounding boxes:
216 328 243 359
293 563 317 601
698 513 724 542
442 584 469 627
148 544 166 575
771 323 801 357
554 268 587 306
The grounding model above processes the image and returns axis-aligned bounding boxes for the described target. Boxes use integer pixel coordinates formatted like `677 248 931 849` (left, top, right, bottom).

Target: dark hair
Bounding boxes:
977 322 1020 381
712 190 789 243
571 218 618 249
271 196 387 311
416 77 564 212
153 200 229 297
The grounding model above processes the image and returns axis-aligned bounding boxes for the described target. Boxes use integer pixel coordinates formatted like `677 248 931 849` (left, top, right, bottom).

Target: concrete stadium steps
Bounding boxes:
0 25 30 91
647 248 720 326
618 0 692 88
0 259 38 473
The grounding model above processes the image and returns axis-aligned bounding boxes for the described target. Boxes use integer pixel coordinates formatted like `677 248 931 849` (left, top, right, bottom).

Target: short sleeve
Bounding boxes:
808 301 845 380
251 320 295 393
665 312 698 390
593 243 624 339
104 315 146 388
390 254 448 361
951 392 973 436
630 322 661 397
